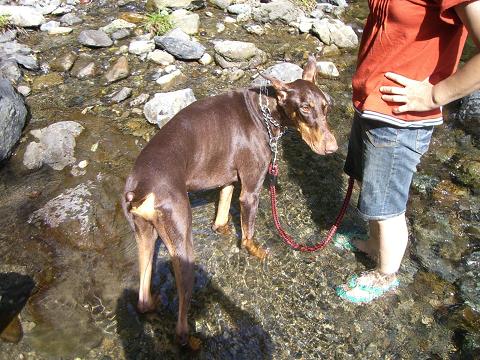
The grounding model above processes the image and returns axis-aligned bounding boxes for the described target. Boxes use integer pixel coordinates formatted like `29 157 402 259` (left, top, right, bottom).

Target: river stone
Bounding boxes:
108 87 132 103
104 56 129 83
209 0 233 10
0 29 17 43
144 88 196 128
156 69 186 89
111 28 131 41
17 85 31 96
149 0 193 8
50 51 77 72
23 121 84 170
78 30 113 48
155 36 205 60
59 13 83 26
244 24 264 35
99 19 136 34
32 73 64 91
452 90 480 139
171 9 200 35
198 52 212 65
311 18 358 48
227 4 251 15
316 61 339 77
252 0 304 24
250 62 303 86
156 27 191 42
0 5 46 27
0 60 22 83
40 20 60 31
0 42 38 70
0 79 27 161
459 252 480 312
147 49 175 65
130 93 150 107
128 39 155 55
70 55 98 79
214 40 257 61
48 26 73 35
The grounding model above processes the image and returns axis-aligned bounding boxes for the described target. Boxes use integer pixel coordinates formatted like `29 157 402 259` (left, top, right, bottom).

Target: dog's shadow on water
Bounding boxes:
115 257 273 360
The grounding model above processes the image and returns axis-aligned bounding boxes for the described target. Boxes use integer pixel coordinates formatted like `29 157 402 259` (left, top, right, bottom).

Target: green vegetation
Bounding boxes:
295 0 317 12
143 9 174 36
0 14 11 32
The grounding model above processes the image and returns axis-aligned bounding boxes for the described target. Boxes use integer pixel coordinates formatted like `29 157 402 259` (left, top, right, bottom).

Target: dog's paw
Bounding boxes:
137 294 161 313
242 238 269 261
212 222 232 235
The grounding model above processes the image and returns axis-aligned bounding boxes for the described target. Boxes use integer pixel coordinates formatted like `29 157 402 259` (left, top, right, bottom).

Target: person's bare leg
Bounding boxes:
351 221 380 260
376 213 408 274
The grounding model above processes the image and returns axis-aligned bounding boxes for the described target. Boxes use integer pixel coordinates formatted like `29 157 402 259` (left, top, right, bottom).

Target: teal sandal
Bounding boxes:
336 271 400 304
333 231 368 252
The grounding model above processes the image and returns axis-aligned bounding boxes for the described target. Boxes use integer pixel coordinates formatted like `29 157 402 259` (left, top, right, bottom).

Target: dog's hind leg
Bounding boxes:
152 195 198 349
132 214 158 313
212 184 234 234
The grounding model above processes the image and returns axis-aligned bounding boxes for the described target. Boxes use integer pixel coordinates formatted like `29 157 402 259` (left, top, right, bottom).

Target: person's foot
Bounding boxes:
336 270 399 304
351 237 378 262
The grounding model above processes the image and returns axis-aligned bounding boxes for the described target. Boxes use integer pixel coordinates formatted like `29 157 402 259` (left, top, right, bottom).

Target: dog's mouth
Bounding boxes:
298 124 338 155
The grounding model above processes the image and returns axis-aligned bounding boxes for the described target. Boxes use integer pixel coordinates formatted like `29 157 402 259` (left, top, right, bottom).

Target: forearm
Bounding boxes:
432 52 480 106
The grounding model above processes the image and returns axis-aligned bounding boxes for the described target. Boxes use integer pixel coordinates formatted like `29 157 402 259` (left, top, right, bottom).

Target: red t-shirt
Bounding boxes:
352 0 471 127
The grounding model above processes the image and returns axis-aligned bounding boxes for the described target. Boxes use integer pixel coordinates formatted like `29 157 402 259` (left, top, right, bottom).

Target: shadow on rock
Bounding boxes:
0 273 35 343
116 259 273 360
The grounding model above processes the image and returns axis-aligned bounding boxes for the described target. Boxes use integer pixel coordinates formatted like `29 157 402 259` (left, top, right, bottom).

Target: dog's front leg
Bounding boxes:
239 186 268 260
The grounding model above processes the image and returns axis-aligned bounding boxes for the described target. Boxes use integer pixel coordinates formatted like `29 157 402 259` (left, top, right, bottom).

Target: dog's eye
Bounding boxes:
300 105 311 113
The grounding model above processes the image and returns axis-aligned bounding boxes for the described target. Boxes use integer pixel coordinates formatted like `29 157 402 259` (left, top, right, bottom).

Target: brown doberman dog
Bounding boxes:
122 56 338 348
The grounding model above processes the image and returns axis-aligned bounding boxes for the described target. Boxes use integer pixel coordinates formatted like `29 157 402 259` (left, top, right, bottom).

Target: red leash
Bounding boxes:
268 163 354 252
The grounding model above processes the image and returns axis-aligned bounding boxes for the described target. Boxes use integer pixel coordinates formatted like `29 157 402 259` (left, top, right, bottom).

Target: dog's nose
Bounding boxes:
325 133 338 154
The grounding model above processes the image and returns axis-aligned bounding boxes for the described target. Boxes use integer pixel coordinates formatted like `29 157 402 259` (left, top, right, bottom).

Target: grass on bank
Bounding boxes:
143 9 174 36
0 14 11 32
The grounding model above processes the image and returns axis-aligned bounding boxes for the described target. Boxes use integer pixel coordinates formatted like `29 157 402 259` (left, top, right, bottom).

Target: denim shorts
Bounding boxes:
344 113 434 220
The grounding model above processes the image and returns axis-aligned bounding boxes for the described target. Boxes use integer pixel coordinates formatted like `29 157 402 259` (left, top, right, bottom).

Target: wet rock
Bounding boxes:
316 3 346 17
227 4 251 15
40 20 60 31
0 41 39 70
171 9 200 35
155 36 205 60
451 90 480 139
143 88 196 128
252 0 304 24
296 16 316 33
411 173 440 195
0 29 17 43
244 24 264 35
119 11 146 24
0 5 46 27
17 85 31 96
157 27 191 42
0 60 22 83
129 93 149 107
111 28 131 41
316 61 339 77
50 51 78 72
70 54 98 79
78 29 113 48
214 40 267 69
216 22 226 33
108 87 132 103
23 121 84 170
32 73 64 91
0 79 27 161
128 39 155 55
210 0 233 10
104 56 130 83
225 68 244 82
459 252 480 312
311 18 358 48
156 69 187 89
251 62 303 86
99 19 136 34
147 49 175 65
455 155 480 191
322 43 340 56
149 0 193 8
59 13 83 26
199 52 212 65
48 26 73 35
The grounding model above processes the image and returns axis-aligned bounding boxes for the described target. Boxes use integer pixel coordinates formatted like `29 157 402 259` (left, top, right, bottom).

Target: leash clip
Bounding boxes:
268 163 278 186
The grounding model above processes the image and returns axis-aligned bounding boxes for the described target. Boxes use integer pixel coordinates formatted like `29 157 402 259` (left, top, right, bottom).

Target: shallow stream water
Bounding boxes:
0 1 479 359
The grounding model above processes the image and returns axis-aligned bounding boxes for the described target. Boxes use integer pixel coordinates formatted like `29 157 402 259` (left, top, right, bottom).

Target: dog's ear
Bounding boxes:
302 55 317 83
260 73 289 104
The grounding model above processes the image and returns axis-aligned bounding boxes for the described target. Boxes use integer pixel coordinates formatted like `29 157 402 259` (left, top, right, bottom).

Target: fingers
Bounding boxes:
384 72 411 86
392 105 409 114
379 86 406 95
381 94 407 103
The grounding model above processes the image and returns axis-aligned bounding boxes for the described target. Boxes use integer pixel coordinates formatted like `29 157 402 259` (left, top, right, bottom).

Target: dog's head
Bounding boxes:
263 56 338 155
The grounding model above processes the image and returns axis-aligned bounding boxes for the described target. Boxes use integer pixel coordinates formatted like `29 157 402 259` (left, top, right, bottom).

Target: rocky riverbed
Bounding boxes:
0 0 479 359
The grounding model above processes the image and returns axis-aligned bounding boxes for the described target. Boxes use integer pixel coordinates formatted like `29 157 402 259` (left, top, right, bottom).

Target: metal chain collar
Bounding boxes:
259 82 286 164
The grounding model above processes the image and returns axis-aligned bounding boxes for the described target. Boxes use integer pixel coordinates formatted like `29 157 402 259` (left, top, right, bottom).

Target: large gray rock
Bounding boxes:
250 62 303 86
451 90 480 139
311 18 358 48
252 0 304 24
78 30 113 48
0 5 46 27
0 41 39 70
23 121 84 170
143 88 196 128
155 36 205 60
214 40 267 69
0 60 22 83
0 79 27 161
